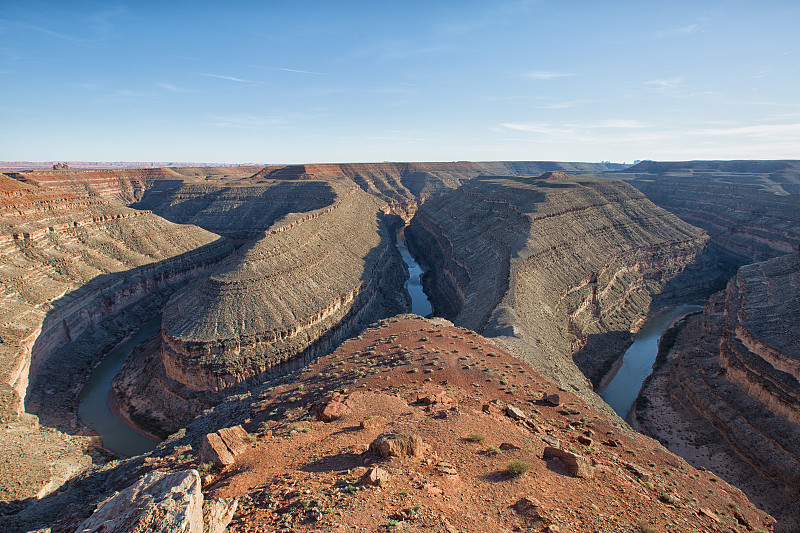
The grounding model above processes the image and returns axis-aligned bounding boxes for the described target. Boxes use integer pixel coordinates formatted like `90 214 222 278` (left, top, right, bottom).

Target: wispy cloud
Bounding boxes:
276 67 324 75
654 24 699 38
524 70 576 80
644 76 685 88
536 99 593 109
155 82 182 92
199 73 263 84
211 114 285 128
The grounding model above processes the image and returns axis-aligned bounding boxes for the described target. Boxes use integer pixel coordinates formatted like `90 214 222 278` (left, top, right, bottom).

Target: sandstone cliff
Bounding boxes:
407 175 719 397
0 174 234 500
609 160 800 263
113 184 409 435
635 252 800 531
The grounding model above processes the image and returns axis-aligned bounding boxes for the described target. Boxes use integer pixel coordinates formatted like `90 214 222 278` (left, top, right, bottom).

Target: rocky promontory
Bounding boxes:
635 252 800 530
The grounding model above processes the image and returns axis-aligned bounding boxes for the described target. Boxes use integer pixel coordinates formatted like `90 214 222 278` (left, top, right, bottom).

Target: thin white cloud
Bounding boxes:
654 24 699 38
199 73 263 84
524 71 576 80
277 67 325 75
211 114 285 128
536 100 591 109
156 82 181 92
598 120 648 129
689 123 800 138
644 77 685 88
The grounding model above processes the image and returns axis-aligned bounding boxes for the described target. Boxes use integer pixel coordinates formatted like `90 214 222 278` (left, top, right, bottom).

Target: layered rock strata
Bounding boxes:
0 174 232 500
609 160 800 263
635 252 800 530
408 175 716 393
133 179 339 238
6 166 261 203
113 185 409 434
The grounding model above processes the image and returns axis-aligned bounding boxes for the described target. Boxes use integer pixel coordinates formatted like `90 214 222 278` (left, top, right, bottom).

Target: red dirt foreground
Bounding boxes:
202 315 774 533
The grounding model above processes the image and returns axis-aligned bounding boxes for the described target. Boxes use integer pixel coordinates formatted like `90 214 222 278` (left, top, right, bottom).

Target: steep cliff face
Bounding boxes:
408 175 718 393
0 174 233 500
635 253 800 530
113 185 409 434
6 166 261 204
133 179 339 237
609 160 800 263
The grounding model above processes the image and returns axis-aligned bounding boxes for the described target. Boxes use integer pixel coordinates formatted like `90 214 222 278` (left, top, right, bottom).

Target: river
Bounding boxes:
600 304 703 419
77 315 161 456
397 229 433 316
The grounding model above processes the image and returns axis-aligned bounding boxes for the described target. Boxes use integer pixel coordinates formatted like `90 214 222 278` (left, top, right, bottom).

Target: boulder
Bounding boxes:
203 497 238 533
543 447 594 479
369 432 427 458
199 425 251 467
73 470 203 533
505 405 527 420
362 467 390 486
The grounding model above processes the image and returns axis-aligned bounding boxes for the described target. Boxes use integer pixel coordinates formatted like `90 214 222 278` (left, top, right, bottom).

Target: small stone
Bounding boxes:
545 393 561 406
505 405 526 420
698 507 720 522
577 435 593 447
499 442 520 451
362 467 390 486
543 446 594 479
436 461 458 475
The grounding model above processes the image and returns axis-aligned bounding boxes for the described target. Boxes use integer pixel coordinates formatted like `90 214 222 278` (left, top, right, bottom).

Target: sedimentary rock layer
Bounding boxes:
113 185 409 433
6 166 261 203
133 179 339 237
408 175 716 391
609 160 800 262
635 252 800 530
0 174 232 500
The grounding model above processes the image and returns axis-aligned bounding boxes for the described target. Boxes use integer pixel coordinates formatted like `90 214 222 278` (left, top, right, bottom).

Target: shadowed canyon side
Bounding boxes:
635 252 800 530
112 185 410 436
0 174 234 502
610 160 800 264
407 174 720 402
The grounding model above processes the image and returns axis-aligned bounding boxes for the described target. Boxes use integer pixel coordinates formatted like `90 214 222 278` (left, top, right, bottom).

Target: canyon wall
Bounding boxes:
0 174 234 501
112 184 409 435
407 174 718 398
608 160 800 263
635 252 800 530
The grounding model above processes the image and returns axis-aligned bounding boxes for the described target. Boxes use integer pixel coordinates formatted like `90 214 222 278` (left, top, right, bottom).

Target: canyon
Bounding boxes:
0 160 797 532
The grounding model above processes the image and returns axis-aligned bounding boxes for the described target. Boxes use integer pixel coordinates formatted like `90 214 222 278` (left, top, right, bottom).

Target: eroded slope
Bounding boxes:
4 316 774 532
0 174 232 501
636 252 800 530
609 160 800 263
113 184 409 435
408 175 719 395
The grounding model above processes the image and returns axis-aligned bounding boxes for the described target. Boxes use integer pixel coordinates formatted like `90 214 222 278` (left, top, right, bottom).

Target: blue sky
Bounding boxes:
1 1 798 164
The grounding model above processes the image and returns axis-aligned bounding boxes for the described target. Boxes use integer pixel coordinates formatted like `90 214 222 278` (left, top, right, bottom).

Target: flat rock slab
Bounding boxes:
74 469 203 533
200 425 251 467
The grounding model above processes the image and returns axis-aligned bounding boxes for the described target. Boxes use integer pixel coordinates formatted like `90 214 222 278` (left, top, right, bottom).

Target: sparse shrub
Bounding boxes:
198 462 214 475
506 460 531 477
636 520 657 533
466 433 485 443
486 445 501 455
659 492 676 504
